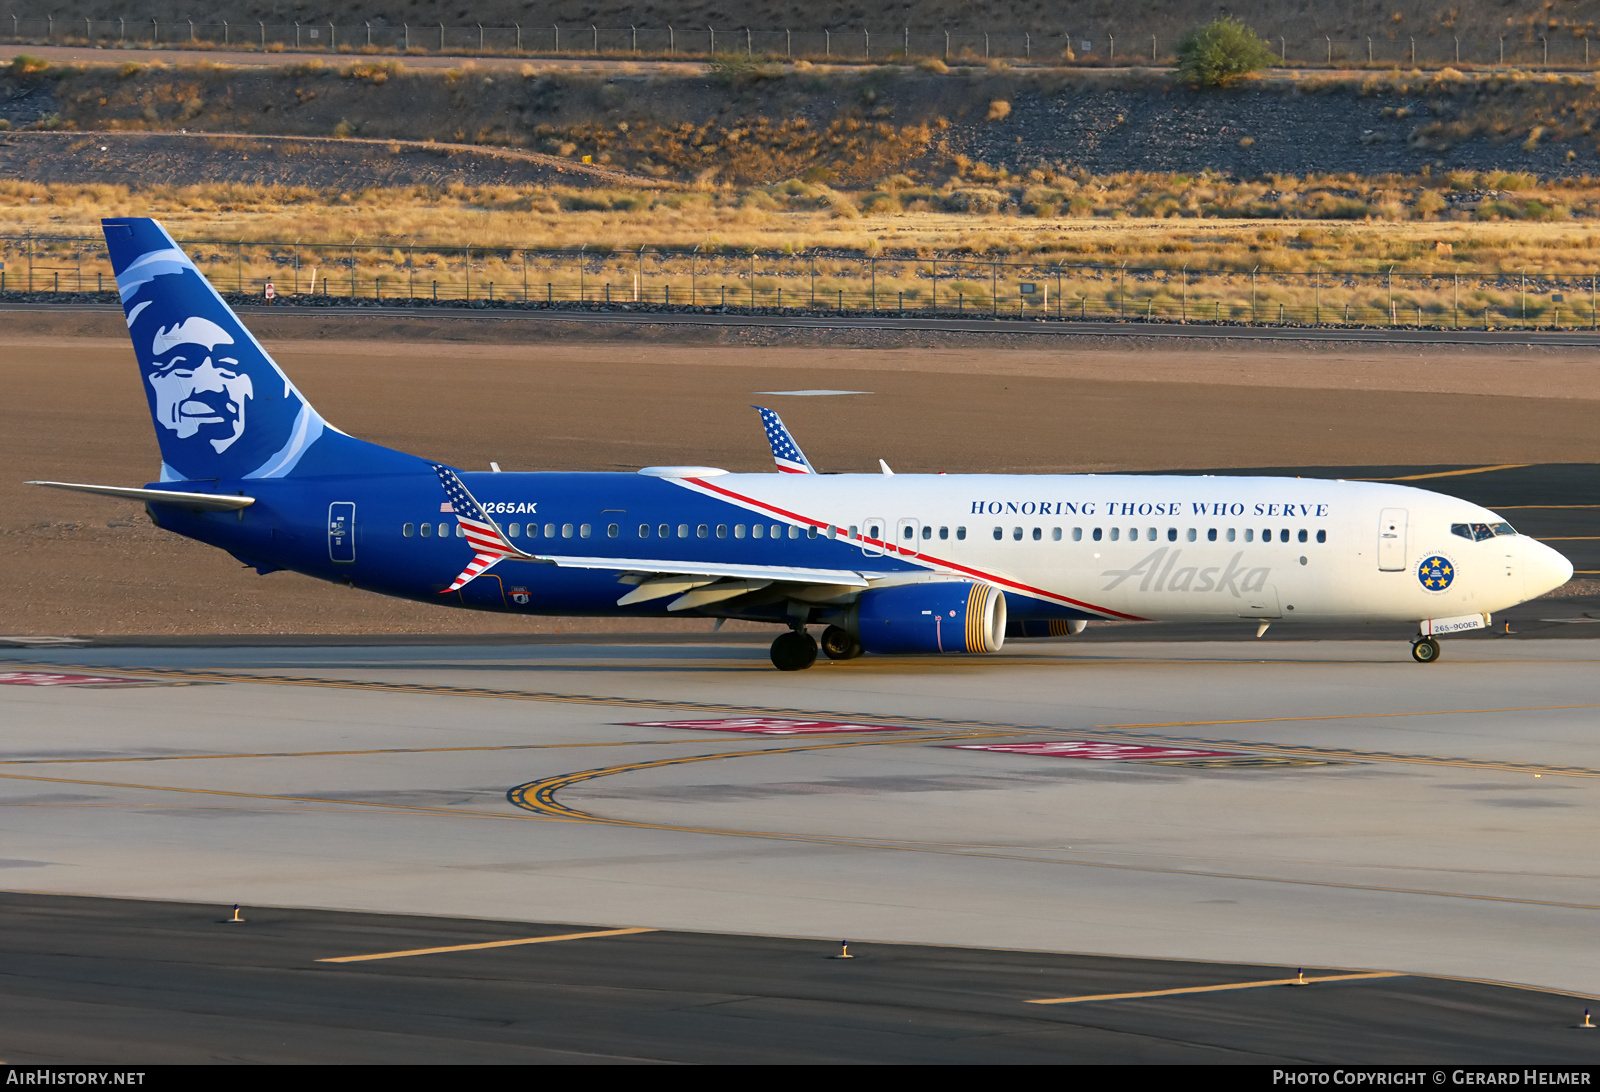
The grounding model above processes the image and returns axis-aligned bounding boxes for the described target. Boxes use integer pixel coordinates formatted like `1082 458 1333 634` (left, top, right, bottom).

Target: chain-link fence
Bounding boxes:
5 233 1599 329
6 17 1600 69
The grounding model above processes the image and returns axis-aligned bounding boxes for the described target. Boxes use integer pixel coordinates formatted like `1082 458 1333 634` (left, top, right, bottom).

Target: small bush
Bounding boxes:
10 54 49 78
1175 18 1275 88
987 99 1011 121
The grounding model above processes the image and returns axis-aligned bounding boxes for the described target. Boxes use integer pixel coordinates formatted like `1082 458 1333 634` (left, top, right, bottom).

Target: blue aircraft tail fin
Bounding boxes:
103 217 419 482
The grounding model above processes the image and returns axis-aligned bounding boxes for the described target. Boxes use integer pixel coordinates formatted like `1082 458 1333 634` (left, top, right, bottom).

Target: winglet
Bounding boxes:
752 406 816 474
431 464 534 592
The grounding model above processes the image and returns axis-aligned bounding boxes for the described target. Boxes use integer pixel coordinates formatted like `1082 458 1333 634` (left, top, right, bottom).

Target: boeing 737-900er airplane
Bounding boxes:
27 218 1576 669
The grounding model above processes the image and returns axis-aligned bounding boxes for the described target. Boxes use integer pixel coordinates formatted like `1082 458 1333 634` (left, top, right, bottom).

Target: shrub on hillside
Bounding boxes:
1175 18 1275 88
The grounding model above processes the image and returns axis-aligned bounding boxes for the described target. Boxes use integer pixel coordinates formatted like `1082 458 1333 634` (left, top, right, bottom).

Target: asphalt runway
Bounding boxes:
2 892 1595 1064
3 634 1600 1064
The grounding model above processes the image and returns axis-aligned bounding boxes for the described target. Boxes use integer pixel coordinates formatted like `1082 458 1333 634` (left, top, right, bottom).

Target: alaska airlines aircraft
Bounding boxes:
28 219 1575 670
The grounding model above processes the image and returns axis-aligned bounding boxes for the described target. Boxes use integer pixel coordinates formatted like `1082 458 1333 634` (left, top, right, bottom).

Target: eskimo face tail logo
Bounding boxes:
146 317 252 453
1418 555 1455 591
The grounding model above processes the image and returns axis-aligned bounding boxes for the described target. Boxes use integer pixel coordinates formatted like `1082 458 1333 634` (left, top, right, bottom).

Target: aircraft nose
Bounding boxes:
1523 538 1574 600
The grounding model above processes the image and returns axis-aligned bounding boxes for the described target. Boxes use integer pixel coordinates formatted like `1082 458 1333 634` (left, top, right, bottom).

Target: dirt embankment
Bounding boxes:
6 61 1600 190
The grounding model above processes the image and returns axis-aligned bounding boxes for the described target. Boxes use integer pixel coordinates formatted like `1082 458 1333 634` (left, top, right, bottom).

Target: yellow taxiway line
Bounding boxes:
317 926 656 963
1027 971 1405 1005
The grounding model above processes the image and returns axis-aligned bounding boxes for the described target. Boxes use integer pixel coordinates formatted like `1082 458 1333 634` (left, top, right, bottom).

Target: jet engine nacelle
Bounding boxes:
849 582 1007 655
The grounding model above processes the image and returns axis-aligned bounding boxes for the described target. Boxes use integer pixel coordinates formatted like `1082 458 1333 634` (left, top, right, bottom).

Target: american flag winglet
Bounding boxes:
753 406 816 474
432 464 528 593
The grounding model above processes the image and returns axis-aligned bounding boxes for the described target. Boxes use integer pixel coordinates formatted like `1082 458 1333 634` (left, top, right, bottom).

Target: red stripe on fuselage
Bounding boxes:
681 477 1146 621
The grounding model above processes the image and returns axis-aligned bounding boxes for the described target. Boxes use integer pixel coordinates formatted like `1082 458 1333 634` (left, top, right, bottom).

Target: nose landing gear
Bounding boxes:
1411 636 1442 663
770 629 819 671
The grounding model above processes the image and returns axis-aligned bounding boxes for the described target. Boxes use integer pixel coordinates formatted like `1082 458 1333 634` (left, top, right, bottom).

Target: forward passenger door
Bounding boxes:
1378 509 1408 571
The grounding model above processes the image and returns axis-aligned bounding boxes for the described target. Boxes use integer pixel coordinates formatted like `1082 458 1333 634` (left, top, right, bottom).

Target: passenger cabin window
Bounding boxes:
1092 528 1102 541
1167 528 1177 542
697 525 709 538
753 524 765 539
658 523 670 538
993 527 1003 541
455 525 465 538
956 526 966 540
1317 530 1327 543
545 523 557 538
1052 527 1062 541
580 524 592 538
420 522 433 538
1072 527 1082 542
608 524 619 538
1298 529 1307 543
1110 528 1120 541
403 523 415 537
1245 529 1254 542
1129 528 1138 541
735 524 746 538
1226 528 1236 542
1187 528 1197 542
939 526 949 540
507 523 520 537
640 524 651 538
717 525 728 538
1207 528 1216 541
677 524 689 538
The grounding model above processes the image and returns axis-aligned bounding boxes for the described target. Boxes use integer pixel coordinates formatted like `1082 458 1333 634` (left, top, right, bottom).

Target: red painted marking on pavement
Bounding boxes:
624 718 913 735
0 672 146 687
953 741 1239 761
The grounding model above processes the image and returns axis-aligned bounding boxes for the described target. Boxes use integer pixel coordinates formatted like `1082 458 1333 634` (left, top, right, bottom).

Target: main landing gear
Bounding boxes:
820 625 863 661
770 629 819 671
1411 636 1442 664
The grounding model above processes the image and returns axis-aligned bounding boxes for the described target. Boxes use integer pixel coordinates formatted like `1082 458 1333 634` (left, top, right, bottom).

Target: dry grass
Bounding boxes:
9 175 1600 275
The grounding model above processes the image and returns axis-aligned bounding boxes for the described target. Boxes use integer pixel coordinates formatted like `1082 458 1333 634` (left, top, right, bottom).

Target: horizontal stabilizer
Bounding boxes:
536 555 870 588
26 481 255 511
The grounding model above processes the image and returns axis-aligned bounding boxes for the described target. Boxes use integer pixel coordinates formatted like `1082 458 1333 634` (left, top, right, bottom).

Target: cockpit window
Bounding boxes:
1452 522 1517 541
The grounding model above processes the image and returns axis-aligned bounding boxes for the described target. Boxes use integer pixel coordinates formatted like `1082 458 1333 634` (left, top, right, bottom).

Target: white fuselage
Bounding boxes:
674 473 1573 625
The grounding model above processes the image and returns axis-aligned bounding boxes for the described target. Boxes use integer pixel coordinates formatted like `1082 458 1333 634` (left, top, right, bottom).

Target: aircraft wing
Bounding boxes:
529 554 869 609
753 406 816 474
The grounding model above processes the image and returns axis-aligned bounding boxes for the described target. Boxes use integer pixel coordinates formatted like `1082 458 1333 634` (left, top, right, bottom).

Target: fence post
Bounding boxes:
669 26 674 53
593 24 598 52
237 242 243 292
365 21 371 47
990 258 997 317
865 28 870 60
1453 273 1459 327
870 256 876 312
1543 36 1548 67
1592 272 1596 329
1108 34 1113 63
787 29 791 58
906 26 910 58
120 17 126 43
223 19 228 45
825 29 830 57
944 30 949 61
553 25 558 51
1521 270 1527 322
709 26 714 53
1410 36 1414 64
1326 36 1331 65
1181 264 1187 322
1367 36 1372 64
294 21 300 48
350 243 356 297
478 23 484 51
153 18 158 45
1025 32 1031 61
260 22 265 48
1499 37 1504 65
329 23 334 50
750 252 756 309
1251 266 1258 321
630 25 635 53
1280 36 1285 64
984 32 989 59
1455 37 1460 64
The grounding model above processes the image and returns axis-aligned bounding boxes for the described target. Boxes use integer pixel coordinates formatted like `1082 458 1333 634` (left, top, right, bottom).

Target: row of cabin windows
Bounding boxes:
401 521 827 540
993 526 1329 544
401 521 1328 545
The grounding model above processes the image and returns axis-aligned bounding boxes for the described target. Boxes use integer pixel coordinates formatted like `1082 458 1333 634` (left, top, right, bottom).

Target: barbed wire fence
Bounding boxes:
3 233 1597 330
6 16 1600 69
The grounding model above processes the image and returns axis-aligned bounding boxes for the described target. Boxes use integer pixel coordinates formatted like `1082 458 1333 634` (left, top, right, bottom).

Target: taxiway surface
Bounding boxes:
3 636 1598 1013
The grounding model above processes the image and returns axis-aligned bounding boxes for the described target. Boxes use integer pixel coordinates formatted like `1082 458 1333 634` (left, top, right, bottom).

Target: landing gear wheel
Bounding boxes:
770 630 819 671
1411 637 1442 664
820 625 863 661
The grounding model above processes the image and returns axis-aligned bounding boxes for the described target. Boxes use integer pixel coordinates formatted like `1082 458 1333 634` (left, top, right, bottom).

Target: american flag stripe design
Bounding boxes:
753 406 815 474
433 464 518 592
